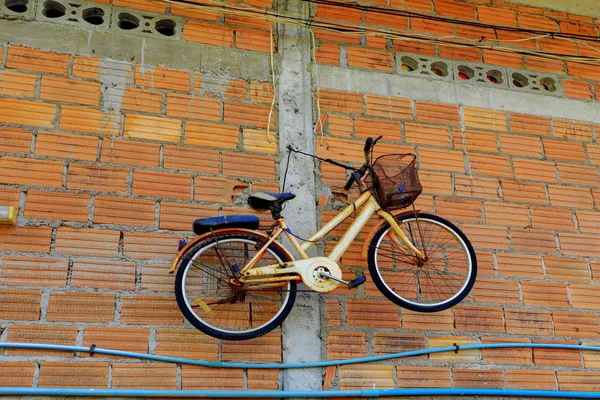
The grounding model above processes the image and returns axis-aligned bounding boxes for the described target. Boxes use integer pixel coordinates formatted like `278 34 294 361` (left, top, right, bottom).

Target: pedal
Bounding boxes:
347 275 366 289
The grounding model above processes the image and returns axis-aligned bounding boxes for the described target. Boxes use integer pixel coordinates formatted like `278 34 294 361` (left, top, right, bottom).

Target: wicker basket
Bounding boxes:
369 154 422 211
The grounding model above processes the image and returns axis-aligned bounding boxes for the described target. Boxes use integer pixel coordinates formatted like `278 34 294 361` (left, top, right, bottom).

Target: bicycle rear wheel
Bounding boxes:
368 213 476 312
175 232 296 340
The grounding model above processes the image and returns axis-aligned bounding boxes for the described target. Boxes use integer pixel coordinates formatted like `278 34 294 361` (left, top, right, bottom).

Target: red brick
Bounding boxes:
512 159 557 183
338 365 394 390
402 309 453 331
222 332 282 362
587 143 600 165
553 311 600 338
473 277 520 304
482 49 523 69
416 102 460 126
0 127 31 154
0 362 35 387
0 70 36 97
453 368 504 389
543 138 586 162
0 288 41 321
71 259 135 290
112 364 177 389
393 39 436 55
316 4 362 22
529 206 573 231
419 148 464 172
248 369 279 391
497 134 540 157
576 210 600 234
140 263 173 293
519 13 558 31
468 154 513 178
1 156 64 191
365 94 412 119
132 170 191 200
60 106 119 136
183 366 244 390
72 56 100 80
354 117 401 141
100 139 160 168
525 55 565 74
83 326 149 356
327 331 366 359
539 37 577 56
462 224 508 250
223 102 275 129
0 256 68 288
567 61 600 81
155 328 218 360
54 227 120 258
225 14 270 30
562 80 593 100
496 253 543 279
545 256 591 282
194 176 249 203
5 324 77 357
390 0 432 11
429 336 480 362
319 90 363 114
39 361 108 388
35 131 99 161
184 121 239 149
411 17 454 36
553 119 593 141
407 123 450 147
481 337 532 365
235 29 273 53
47 291 114 323
559 232 600 258
346 299 399 328
0 226 52 253
222 152 276 180
558 371 600 391
40 76 101 107
397 366 451 388
570 284 600 310
505 308 553 335
496 30 538 49
557 163 598 186
454 305 504 333
135 64 191 92
7 46 69 75
506 369 556 390
124 114 182 143
419 171 452 196
243 128 277 154
455 176 500 200
484 202 528 227
315 30 361 45
347 47 394 72
316 43 340 65
122 88 162 114
184 20 234 47
170 2 221 19
373 333 425 355
463 107 507 131
522 281 569 308
435 197 482 223
123 231 181 260
365 10 407 28
509 113 551 136
120 294 183 325
67 164 129 194
159 202 218 231
163 146 219 174
0 98 56 128
25 190 90 222
548 184 591 208
501 180 547 204
478 5 517 27
512 227 557 254
438 45 481 62
93 196 155 227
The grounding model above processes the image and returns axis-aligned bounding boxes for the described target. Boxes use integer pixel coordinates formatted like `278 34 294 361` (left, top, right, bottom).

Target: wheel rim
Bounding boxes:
181 238 292 335
373 217 473 308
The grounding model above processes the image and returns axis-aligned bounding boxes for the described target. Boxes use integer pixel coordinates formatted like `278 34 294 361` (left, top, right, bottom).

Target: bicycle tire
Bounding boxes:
368 213 477 312
175 231 296 341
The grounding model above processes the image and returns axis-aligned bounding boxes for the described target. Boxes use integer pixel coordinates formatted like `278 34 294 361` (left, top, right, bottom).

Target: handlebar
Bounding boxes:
344 136 383 191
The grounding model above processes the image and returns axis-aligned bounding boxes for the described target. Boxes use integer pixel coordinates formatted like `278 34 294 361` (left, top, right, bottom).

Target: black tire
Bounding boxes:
175 232 296 341
368 213 477 312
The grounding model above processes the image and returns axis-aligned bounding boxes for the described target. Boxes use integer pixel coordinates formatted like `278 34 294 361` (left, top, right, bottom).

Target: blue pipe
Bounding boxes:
1 342 600 369
1 388 600 398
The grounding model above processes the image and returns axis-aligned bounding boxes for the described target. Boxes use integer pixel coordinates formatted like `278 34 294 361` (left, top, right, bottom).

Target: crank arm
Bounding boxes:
318 272 367 289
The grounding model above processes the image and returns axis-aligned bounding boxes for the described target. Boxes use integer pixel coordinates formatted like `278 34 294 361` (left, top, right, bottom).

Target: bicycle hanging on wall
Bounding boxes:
170 136 477 340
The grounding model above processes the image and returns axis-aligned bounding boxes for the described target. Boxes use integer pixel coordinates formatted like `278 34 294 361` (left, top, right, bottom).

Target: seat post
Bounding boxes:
269 204 283 220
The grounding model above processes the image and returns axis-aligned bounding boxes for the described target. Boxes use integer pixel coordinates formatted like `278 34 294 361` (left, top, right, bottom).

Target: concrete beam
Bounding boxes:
319 65 600 124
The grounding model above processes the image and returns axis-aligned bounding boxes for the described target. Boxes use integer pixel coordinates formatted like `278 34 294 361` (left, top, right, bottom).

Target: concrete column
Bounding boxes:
276 0 322 392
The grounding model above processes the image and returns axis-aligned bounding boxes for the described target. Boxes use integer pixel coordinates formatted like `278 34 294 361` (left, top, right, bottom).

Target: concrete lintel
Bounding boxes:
0 19 272 81
320 65 600 124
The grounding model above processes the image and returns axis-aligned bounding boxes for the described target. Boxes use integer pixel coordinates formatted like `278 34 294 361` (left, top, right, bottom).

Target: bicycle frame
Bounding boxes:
238 190 426 291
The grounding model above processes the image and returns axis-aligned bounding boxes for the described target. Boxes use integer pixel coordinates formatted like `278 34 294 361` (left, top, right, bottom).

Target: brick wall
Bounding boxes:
1 0 600 393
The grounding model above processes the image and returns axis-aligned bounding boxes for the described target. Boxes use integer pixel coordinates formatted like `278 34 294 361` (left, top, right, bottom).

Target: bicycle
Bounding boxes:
169 137 477 340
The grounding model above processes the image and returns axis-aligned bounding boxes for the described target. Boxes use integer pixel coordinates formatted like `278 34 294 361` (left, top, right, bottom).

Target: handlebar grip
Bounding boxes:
344 174 356 191
364 137 374 153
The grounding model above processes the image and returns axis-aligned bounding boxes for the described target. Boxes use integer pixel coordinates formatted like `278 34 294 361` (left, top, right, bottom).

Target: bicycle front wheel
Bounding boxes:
175 232 296 341
368 213 476 312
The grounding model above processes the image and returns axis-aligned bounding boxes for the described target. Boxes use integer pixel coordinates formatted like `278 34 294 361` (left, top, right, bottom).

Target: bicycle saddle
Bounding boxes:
248 192 296 211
